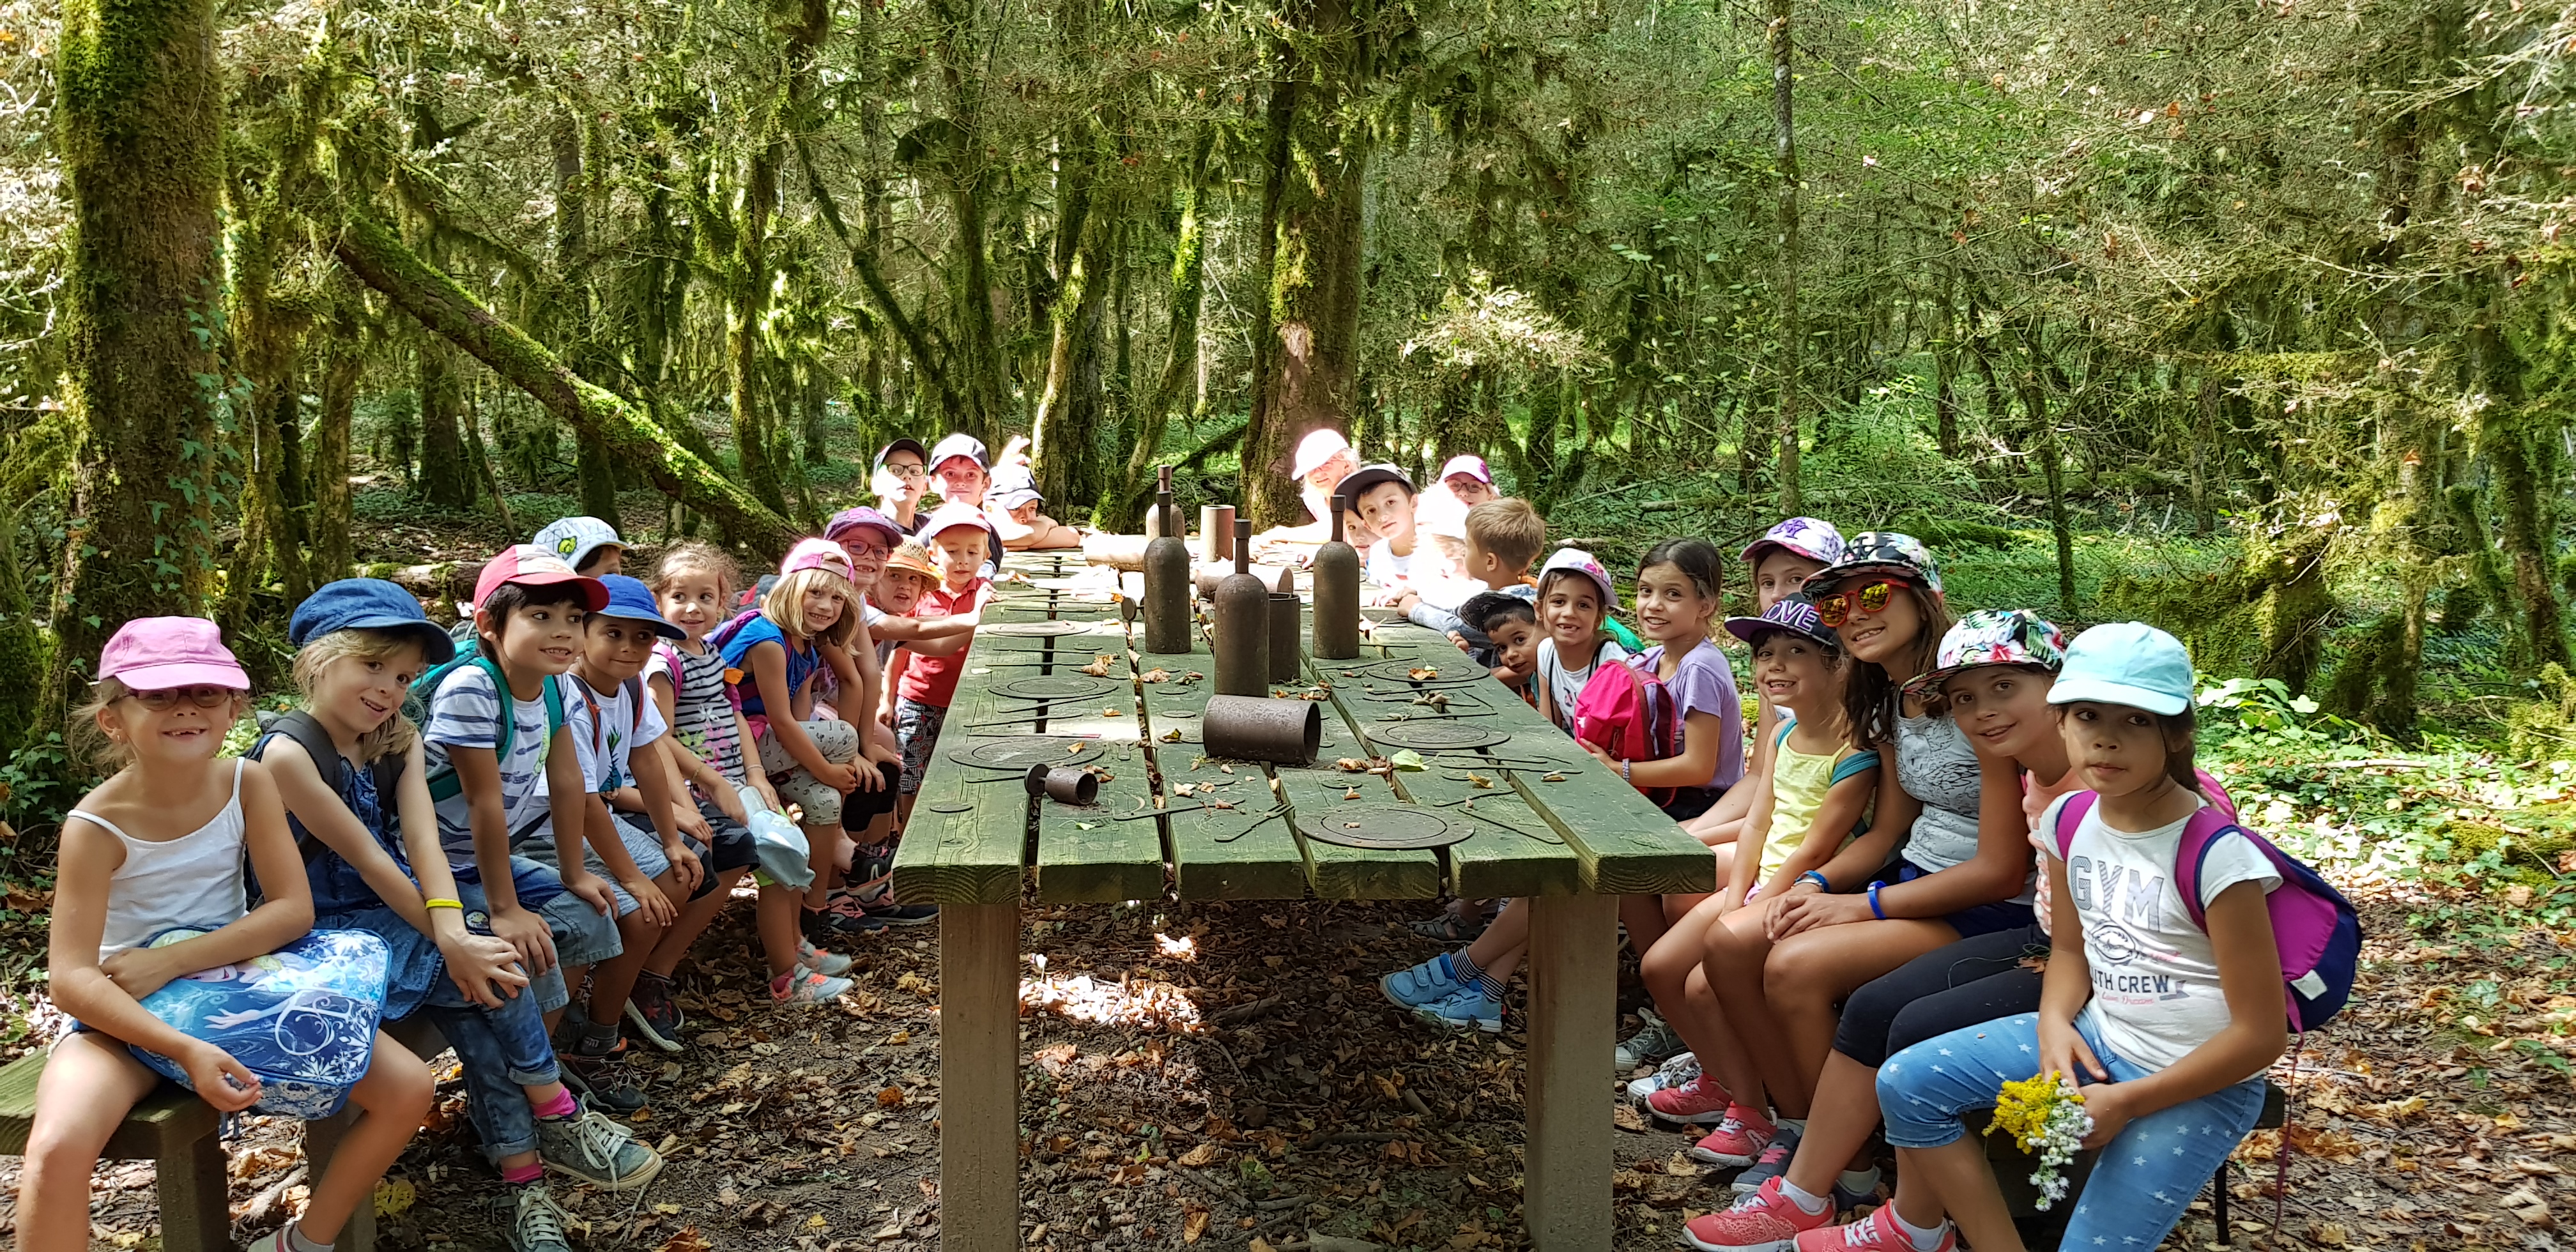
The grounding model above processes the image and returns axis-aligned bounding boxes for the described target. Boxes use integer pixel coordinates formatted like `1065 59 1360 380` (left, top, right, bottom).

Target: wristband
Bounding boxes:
1866 882 1887 920
1621 759 1633 783
424 898 464 912
1799 871 1831 892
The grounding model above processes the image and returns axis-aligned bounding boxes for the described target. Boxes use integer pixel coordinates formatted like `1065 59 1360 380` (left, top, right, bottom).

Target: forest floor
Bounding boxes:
1 867 2567 1252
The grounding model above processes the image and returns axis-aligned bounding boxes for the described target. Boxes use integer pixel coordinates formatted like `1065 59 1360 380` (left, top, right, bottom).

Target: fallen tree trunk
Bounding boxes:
332 210 799 554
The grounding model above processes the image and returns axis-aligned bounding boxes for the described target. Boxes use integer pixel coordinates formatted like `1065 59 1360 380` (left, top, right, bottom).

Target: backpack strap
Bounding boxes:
2051 790 2099 860
624 675 647 735
2173 806 2253 933
1828 746 1880 788
250 710 350 864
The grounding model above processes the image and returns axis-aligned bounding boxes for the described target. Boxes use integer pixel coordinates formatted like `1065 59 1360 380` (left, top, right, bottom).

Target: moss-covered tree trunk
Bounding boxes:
1246 0 1372 526
1768 0 1803 516
555 113 620 524
52 0 226 704
334 210 799 555
1103 126 1213 530
312 321 359 581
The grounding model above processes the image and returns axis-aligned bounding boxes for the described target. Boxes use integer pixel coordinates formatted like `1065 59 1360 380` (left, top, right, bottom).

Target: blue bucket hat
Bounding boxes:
2048 622 2194 716
289 579 459 664
592 574 686 639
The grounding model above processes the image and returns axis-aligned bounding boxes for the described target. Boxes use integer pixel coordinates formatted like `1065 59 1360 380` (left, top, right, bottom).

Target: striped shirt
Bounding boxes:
422 664 556 869
648 642 746 787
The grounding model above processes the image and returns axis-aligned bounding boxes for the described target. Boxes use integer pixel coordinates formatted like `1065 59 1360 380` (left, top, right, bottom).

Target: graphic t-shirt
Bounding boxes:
1632 640 1746 793
2041 793 2283 1072
422 664 556 870
897 581 988 708
562 674 670 793
647 643 744 786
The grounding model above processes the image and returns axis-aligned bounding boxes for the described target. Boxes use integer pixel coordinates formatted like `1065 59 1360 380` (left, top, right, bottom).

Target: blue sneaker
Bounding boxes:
1379 953 1463 1009
1413 984 1503 1034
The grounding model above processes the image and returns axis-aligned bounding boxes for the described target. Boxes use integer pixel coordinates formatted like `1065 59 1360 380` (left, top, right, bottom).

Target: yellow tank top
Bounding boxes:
1759 722 1864 880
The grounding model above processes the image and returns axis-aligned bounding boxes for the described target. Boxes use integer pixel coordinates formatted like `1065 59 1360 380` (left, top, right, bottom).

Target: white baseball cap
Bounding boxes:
1438 454 1494 485
1291 429 1354 479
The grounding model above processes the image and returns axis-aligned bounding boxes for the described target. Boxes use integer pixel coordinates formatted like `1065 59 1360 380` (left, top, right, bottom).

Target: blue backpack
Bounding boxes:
404 648 567 803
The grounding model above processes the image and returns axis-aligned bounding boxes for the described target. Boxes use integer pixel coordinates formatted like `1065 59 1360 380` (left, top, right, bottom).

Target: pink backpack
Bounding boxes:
1572 658 1685 808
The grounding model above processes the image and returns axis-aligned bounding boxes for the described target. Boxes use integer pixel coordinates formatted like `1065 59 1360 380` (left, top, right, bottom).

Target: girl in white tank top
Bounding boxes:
26 616 433 1252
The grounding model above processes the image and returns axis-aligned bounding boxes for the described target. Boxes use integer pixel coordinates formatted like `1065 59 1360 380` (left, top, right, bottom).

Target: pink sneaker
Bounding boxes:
1681 1177 1834 1252
1645 1074 1736 1125
1791 1201 1955 1251
1689 1103 1779 1166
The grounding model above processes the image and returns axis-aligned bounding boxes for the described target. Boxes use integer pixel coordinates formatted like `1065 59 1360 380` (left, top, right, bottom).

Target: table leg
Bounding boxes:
1524 892 1617 1252
941 900 1021 1251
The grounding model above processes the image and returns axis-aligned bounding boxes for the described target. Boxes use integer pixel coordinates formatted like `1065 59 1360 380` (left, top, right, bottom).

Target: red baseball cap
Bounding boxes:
473 545 610 613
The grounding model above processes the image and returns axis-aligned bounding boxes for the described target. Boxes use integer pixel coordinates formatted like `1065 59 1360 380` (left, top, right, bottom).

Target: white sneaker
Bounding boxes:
1627 1050 1700 1103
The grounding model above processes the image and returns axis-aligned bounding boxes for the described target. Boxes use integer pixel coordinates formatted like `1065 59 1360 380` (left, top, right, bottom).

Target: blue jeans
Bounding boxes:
417 906 563 1164
1878 1012 2269 1251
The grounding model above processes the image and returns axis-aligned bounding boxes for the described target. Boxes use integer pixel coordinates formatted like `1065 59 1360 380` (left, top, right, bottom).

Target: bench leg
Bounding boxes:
305 1108 376 1252
1524 892 1616 1252
940 901 1020 1252
2212 1165 2230 1246
156 1131 230 1252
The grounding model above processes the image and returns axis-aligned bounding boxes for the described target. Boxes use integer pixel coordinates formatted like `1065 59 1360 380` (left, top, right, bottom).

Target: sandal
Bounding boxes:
1409 910 1489 942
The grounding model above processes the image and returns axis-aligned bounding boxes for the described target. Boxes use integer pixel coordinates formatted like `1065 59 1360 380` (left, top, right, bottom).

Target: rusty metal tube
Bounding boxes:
1199 505 1235 566
1023 764 1100 805
1202 695 1322 767
1268 581 1301 683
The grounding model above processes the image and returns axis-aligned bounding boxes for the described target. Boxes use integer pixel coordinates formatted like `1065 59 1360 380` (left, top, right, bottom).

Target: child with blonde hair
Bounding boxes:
26 618 434 1252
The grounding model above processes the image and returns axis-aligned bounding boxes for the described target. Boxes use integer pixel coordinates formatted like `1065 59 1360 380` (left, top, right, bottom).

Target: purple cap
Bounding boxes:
1742 517 1846 568
1724 591 1837 648
98 616 251 692
825 506 905 549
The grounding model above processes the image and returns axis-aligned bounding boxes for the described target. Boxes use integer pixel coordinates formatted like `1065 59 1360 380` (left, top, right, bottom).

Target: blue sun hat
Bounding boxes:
2047 622 2195 715
1811 531 1942 595
1904 609 2067 696
1724 590 1838 649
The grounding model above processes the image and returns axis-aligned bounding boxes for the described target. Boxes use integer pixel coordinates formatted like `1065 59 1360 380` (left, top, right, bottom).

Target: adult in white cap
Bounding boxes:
1256 427 1383 551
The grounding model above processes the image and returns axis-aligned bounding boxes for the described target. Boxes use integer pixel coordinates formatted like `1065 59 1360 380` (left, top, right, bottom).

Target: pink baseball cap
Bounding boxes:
1291 428 1354 479
824 505 904 550
781 537 855 579
97 616 250 692
1439 454 1494 485
921 502 992 541
473 545 610 613
1537 548 1616 606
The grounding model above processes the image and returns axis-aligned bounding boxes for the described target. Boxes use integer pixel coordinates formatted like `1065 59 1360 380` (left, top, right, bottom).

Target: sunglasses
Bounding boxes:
1814 580 1900 627
128 685 239 711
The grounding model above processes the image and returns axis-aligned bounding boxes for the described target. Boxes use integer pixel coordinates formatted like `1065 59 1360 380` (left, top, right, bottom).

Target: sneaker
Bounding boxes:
245 1226 330 1252
1791 1200 1955 1251
1628 1051 1701 1104
1379 953 1463 1009
852 869 940 926
772 968 854 1004
798 938 857 977
1690 1104 1780 1167
623 972 687 1054
1615 1006 1685 1070
536 1103 664 1191
1730 1120 1802 1194
557 1045 647 1115
1645 1074 1736 1126
1412 984 1503 1034
503 1184 576 1252
1681 1177 1835 1252
816 893 889 936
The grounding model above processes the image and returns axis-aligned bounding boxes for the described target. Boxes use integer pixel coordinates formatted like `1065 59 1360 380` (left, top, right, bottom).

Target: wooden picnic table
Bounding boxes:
893 549 1715 1252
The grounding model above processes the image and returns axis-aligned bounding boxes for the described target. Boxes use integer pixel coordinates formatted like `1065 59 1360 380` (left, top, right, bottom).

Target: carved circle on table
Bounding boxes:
1296 804 1471 850
981 620 1091 637
1364 721 1511 752
1354 659 1491 687
994 675 1123 703
951 737 1107 770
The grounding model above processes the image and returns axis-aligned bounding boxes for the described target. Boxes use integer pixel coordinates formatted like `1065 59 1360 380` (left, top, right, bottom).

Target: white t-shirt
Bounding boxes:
1367 539 1414 587
1535 636 1630 733
2041 793 2283 1072
562 673 671 792
423 664 558 869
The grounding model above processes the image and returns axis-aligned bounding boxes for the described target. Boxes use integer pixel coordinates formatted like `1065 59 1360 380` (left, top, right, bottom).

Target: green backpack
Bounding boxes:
404 647 567 804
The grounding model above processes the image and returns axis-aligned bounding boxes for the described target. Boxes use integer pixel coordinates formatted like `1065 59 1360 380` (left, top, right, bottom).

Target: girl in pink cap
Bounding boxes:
28 618 433 1252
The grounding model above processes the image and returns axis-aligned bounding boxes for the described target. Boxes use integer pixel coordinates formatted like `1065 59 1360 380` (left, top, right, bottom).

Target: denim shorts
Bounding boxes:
621 804 757 903
519 823 671 921
894 698 949 795
458 855 623 1002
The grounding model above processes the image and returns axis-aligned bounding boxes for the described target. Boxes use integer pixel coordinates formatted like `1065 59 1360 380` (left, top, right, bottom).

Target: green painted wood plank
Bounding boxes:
1031 634 1166 904
1141 636 1307 901
1271 763 1443 899
893 651 1031 905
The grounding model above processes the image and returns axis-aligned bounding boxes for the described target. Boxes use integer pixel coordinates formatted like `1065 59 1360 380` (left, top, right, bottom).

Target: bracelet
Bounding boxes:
423 898 464 912
1866 882 1887 920
1800 871 1831 892
1621 759 1633 782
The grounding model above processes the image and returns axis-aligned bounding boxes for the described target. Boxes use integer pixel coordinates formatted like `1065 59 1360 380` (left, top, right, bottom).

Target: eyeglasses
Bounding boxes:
1814 581 1897 627
883 463 928 480
129 685 238 711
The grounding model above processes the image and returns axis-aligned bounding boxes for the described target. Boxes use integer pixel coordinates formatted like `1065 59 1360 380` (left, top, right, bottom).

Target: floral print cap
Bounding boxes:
1903 608 2068 696
1813 531 1942 595
1741 517 1846 567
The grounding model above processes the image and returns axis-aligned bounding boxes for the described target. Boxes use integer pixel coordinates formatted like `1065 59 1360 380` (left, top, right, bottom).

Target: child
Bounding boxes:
544 575 698 1071
1686 518 1846 851
1338 463 1420 604
26 618 434 1252
721 543 871 1004
789 528 919 932
1631 592 1878 1169
261 583 659 1248
987 465 1081 549
533 515 626 578
1531 549 1630 735
1796 623 2288 1252
890 504 995 827
421 549 628 1064
1404 497 1546 638
641 545 849 1024
871 438 931 533
1422 454 1499 514
1454 592 1541 692
866 541 979 664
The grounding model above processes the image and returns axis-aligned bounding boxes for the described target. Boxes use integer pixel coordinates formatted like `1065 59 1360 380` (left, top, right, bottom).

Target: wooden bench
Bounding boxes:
896 563 1715 1252
0 1006 449 1252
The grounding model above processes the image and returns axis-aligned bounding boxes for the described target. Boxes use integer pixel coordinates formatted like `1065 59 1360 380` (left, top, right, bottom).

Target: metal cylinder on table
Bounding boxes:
1200 505 1236 566
1312 496 1361 659
1142 484 1193 655
1023 764 1100 805
1202 694 1322 767
1213 519 1269 697
1268 569 1301 683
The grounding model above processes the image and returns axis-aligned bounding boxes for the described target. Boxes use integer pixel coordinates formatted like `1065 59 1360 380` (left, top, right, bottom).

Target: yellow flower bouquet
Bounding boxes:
1984 1071 2094 1209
